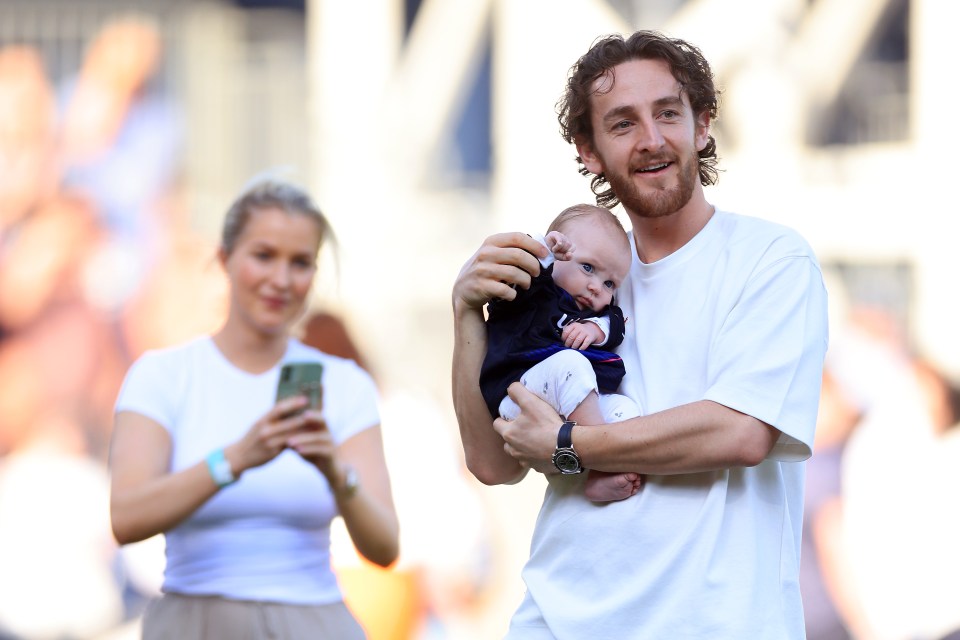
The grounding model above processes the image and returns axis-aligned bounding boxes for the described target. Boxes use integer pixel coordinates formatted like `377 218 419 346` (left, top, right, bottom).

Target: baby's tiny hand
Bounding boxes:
562 321 604 350
545 231 575 261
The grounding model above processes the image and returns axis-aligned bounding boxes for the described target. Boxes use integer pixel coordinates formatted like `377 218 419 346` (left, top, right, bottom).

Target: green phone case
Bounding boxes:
276 362 324 410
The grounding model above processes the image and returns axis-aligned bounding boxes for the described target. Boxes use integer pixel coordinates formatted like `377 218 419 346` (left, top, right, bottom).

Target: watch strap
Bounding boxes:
557 420 576 449
552 420 583 474
337 464 360 500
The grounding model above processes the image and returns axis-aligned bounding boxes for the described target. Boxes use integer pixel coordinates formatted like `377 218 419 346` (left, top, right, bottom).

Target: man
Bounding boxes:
452 31 828 639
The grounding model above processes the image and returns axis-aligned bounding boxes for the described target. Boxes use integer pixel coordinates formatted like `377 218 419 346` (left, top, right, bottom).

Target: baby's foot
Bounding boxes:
584 470 644 502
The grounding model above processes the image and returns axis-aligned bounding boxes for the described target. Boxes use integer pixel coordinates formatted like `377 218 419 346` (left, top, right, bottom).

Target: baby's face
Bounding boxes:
551 218 631 312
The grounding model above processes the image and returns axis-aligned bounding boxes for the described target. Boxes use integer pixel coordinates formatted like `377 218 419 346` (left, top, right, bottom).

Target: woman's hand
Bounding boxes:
283 409 340 483
225 395 319 477
110 396 324 545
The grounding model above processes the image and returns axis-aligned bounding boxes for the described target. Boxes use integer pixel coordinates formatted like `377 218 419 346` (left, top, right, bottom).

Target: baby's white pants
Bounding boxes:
498 349 640 422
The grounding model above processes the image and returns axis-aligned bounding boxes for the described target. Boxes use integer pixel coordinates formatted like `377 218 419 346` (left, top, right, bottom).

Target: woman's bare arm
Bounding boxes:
329 426 400 567
109 411 219 544
110 395 319 544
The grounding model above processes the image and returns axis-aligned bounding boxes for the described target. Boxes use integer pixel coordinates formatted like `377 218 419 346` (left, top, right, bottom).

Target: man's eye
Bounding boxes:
615 120 631 130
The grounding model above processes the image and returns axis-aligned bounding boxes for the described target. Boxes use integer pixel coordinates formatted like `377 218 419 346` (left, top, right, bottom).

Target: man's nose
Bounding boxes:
634 118 665 153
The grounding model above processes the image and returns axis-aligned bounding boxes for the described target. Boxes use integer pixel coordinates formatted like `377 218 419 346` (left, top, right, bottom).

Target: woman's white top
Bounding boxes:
115 336 380 604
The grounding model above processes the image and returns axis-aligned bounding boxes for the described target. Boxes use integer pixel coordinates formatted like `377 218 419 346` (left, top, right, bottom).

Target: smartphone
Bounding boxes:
276 362 324 414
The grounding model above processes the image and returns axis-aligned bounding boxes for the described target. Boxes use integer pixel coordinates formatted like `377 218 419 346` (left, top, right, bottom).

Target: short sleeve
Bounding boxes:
114 350 184 433
321 359 381 444
704 255 829 461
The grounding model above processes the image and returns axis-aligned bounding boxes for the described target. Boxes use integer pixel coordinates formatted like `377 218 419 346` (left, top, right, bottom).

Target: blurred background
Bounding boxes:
0 0 958 639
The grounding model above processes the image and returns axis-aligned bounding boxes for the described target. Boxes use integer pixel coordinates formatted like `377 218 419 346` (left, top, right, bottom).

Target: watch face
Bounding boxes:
552 450 582 474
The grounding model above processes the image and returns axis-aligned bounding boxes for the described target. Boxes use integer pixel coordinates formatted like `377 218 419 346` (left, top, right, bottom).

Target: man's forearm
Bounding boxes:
452 300 527 485
576 400 780 475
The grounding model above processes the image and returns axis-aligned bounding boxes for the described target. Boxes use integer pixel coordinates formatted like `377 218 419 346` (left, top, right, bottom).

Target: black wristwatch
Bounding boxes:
551 420 584 474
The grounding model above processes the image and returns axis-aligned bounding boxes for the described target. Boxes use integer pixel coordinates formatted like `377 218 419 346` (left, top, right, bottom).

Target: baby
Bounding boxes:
480 203 642 502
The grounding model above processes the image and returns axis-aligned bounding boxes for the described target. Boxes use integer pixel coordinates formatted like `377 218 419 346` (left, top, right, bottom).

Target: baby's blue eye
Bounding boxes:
582 263 594 273
604 280 615 290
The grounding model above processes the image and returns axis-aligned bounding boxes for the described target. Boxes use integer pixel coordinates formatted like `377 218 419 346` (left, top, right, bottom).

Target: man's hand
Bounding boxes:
452 232 548 312
545 230 575 261
493 382 565 475
562 321 605 350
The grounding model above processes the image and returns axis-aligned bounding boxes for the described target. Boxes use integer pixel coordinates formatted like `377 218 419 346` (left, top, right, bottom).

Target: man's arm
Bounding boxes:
494 383 779 476
578 398 780 473
451 232 548 485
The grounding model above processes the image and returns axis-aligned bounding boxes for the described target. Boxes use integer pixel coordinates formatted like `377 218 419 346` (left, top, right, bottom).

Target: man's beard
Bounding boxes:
606 152 699 219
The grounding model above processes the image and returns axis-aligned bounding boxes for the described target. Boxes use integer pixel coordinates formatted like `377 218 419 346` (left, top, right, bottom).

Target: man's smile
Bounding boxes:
634 160 672 175
637 162 670 172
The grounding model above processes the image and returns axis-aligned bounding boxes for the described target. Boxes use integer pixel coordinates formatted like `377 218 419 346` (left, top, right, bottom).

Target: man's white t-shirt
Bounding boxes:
508 211 829 639
114 336 380 605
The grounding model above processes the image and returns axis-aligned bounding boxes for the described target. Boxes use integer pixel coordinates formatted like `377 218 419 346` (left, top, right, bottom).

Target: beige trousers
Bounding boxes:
141 593 366 640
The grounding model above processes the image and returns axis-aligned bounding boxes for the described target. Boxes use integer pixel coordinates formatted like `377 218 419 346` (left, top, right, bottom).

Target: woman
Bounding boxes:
109 180 398 639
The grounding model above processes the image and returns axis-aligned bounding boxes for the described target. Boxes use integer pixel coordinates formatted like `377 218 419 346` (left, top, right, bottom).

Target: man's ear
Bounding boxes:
575 136 603 175
694 111 711 152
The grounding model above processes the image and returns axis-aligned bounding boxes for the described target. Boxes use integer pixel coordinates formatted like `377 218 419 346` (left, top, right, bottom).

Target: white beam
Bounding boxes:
784 0 892 107
382 0 492 180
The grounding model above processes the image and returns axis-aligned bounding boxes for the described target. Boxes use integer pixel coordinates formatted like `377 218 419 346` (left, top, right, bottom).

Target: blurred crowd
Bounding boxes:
801 274 960 640
0 16 218 640
2 12 960 640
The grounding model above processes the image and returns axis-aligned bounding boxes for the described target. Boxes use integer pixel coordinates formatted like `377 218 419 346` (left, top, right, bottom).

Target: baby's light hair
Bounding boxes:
547 204 629 254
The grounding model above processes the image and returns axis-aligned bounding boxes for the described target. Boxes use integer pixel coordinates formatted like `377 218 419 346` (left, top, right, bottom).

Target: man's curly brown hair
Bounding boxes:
557 31 720 209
